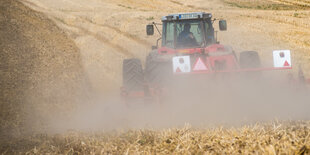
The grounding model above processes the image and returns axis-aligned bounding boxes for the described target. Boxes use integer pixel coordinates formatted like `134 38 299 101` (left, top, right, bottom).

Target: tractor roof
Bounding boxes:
161 12 212 21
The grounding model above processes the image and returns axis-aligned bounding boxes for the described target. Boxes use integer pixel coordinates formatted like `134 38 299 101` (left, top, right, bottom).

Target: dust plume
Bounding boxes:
44 66 309 134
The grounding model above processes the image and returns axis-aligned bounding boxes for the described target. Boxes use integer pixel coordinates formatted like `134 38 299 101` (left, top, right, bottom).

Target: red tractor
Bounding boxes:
121 12 306 103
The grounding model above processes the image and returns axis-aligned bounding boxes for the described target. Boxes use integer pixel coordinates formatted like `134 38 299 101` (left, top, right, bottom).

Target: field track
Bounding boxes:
21 0 310 87
0 0 310 154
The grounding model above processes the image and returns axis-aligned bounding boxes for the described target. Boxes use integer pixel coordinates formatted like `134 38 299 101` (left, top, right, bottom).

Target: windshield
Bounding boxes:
162 20 214 49
176 21 203 48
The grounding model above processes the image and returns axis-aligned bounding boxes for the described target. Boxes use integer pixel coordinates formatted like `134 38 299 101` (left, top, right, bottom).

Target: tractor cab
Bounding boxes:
147 12 227 52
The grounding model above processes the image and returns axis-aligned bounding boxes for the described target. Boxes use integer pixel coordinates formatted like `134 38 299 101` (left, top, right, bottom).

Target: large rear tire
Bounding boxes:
239 51 261 68
122 58 144 91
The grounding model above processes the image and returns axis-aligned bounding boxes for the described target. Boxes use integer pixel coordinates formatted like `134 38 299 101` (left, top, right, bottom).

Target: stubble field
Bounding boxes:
1 0 310 154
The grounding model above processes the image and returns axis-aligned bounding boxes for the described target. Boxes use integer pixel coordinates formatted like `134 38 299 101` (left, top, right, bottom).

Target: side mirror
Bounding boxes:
219 20 227 31
146 24 154 35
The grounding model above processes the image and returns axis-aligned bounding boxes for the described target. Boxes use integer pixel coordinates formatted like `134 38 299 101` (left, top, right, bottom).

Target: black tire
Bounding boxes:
239 51 261 69
145 51 171 85
122 58 144 91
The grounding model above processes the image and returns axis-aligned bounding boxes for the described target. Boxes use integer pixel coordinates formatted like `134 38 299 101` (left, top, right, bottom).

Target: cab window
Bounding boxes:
176 21 203 48
162 22 174 48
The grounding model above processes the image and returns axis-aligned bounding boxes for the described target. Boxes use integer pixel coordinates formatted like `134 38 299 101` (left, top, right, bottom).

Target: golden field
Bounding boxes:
1 121 310 154
0 0 310 154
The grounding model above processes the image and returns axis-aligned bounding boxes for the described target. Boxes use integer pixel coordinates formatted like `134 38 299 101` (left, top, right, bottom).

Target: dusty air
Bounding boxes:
1 0 310 154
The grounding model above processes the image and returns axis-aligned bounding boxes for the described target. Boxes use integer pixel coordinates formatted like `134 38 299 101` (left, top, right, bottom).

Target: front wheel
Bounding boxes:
239 51 261 69
239 51 262 79
145 51 172 85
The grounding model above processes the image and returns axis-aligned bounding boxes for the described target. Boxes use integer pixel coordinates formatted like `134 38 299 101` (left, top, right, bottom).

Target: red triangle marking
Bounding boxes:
283 60 290 67
193 57 208 71
176 67 181 73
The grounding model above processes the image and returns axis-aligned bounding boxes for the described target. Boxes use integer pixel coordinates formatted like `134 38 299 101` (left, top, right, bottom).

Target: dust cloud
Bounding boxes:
45 66 310 134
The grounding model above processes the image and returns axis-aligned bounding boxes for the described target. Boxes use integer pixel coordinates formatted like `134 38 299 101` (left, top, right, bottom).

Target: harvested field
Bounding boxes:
19 0 310 79
1 0 310 154
1 121 310 154
0 0 87 138
223 0 310 10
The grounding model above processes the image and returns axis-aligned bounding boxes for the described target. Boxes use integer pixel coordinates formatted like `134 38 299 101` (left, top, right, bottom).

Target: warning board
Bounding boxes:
273 50 291 68
193 57 208 71
172 56 191 73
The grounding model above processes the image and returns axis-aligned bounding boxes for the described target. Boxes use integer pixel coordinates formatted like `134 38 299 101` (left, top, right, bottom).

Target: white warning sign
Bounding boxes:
273 50 291 68
172 56 191 73
193 57 208 71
